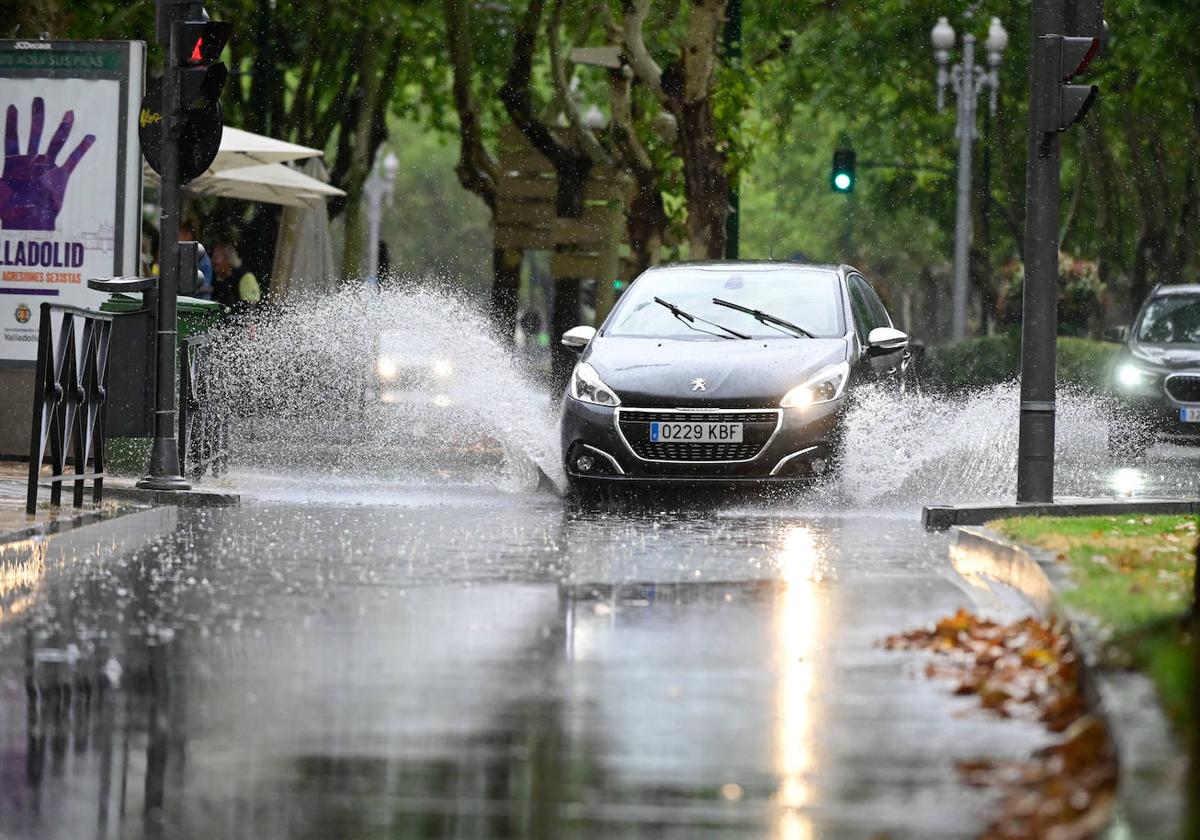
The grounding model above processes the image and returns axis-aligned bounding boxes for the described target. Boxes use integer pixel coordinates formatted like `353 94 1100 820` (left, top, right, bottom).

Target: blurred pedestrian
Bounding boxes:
212 244 262 309
179 218 214 300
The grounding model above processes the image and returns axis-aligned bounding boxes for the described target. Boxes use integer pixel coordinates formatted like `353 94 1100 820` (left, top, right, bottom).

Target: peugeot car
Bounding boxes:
1108 284 1200 455
559 262 911 488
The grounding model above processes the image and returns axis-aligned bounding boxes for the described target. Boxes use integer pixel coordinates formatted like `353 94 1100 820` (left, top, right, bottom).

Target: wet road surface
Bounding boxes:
0 478 1068 840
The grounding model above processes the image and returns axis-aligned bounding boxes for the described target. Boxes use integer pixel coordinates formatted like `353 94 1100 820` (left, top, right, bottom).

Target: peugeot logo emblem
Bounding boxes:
691 378 707 391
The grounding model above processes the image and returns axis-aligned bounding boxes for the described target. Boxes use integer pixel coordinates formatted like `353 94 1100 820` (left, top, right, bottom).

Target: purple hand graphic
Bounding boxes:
0 97 96 231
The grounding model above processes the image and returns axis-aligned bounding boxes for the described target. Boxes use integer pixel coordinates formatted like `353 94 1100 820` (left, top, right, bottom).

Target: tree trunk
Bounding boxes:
550 279 580 390
1131 226 1166 307
492 248 522 343
677 97 728 259
339 42 381 282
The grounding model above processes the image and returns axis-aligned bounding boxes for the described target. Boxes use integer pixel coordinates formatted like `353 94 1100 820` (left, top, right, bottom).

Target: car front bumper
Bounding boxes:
1112 392 1200 443
560 396 844 485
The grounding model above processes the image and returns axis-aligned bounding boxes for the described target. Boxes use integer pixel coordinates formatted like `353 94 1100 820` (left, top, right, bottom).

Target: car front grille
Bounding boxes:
1166 374 1200 403
617 409 779 463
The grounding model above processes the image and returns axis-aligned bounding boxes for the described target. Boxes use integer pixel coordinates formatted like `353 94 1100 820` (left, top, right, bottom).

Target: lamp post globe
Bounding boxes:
382 150 399 183
930 16 955 51
986 17 1009 58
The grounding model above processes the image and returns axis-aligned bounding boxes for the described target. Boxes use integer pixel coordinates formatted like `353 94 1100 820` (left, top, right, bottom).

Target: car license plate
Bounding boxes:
650 421 743 443
1180 407 1200 423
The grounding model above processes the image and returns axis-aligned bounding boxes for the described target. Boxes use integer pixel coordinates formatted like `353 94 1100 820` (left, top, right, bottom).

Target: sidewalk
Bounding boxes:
0 461 140 544
0 459 239 545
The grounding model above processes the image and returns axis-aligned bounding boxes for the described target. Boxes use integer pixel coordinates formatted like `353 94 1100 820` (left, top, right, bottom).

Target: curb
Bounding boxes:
101 486 241 507
0 503 147 547
949 525 1183 838
925 497 1200 530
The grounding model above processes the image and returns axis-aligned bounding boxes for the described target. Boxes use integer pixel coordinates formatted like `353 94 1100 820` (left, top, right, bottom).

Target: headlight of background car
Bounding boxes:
570 362 621 407
781 362 851 408
1115 363 1160 395
377 356 399 382
431 358 455 379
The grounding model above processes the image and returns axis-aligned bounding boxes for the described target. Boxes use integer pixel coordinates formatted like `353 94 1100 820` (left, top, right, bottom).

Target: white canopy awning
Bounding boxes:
141 126 342 207
185 163 345 208
211 126 322 171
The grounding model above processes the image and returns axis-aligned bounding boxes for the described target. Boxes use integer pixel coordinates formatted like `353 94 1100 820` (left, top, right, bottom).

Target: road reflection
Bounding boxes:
0 500 1021 839
772 525 826 840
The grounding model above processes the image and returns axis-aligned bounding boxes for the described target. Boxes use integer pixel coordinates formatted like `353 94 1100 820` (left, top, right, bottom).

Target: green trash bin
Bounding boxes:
99 293 227 474
100 292 224 337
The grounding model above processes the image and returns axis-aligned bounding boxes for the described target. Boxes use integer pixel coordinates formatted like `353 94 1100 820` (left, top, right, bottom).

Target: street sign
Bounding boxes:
139 77 222 183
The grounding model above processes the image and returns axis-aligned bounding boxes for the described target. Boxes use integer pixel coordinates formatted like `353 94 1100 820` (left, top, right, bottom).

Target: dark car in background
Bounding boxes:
1108 284 1200 455
558 262 912 489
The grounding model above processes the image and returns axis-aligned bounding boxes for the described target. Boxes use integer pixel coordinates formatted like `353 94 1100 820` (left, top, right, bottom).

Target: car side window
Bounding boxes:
848 275 890 341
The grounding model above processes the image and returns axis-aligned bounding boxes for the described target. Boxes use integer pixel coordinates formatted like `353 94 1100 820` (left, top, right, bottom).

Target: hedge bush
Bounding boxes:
920 332 1121 392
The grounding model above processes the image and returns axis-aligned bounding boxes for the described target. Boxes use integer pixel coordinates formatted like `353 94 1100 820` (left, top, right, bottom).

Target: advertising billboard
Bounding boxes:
0 40 144 363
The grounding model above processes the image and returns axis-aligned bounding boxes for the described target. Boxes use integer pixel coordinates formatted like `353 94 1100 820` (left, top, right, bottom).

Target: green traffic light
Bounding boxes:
613 279 626 290
831 148 856 193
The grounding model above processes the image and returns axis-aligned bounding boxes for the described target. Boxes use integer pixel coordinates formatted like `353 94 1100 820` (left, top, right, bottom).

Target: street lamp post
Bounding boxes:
932 12 1008 341
363 149 399 284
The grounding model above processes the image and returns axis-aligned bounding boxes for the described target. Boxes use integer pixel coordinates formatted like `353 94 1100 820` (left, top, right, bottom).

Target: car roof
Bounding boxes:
644 260 848 274
1151 284 1200 297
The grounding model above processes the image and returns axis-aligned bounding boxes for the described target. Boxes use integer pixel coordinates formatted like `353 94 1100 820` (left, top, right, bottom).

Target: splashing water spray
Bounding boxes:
200 283 567 496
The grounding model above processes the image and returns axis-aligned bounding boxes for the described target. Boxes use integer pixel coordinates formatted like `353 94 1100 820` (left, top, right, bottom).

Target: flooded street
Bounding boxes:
3 485 1054 840
2 286 1196 838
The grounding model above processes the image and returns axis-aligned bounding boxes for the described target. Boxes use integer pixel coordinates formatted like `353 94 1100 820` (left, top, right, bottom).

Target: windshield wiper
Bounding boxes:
653 297 750 340
710 297 815 338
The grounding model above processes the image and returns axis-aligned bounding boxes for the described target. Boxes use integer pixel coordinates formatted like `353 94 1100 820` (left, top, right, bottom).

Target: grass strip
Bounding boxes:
990 514 1196 739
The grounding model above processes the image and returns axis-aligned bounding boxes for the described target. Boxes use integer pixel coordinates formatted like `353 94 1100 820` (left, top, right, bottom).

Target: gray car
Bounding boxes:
1107 284 1200 455
558 261 912 489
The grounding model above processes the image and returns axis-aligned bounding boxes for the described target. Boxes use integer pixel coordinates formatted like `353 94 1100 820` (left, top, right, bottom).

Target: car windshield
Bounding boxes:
1135 295 1200 344
604 267 844 339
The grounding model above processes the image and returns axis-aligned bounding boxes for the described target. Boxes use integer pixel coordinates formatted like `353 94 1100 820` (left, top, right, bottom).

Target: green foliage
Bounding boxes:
922 333 1120 391
377 119 492 288
998 253 1110 334
990 514 1197 738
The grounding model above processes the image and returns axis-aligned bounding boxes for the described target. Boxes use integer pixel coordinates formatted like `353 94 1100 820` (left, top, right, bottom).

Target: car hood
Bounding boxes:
1129 342 1200 370
583 335 851 408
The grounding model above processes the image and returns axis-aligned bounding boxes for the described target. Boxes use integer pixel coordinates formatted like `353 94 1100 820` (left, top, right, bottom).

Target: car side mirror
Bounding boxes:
867 326 909 356
561 325 596 354
1103 325 1128 343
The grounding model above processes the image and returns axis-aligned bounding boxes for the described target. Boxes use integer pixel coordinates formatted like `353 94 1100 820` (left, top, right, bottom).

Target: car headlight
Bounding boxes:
431 359 455 379
1115 363 1159 394
569 362 621 406
377 357 399 381
781 362 850 408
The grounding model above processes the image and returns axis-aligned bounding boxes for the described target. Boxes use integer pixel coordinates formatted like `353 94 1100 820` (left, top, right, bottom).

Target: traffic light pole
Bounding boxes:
139 3 191 490
1015 0 1064 504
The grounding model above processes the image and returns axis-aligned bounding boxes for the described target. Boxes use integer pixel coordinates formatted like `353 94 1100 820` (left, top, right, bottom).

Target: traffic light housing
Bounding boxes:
1034 1 1104 136
141 1 229 183
176 19 231 112
1033 35 1099 134
831 149 856 193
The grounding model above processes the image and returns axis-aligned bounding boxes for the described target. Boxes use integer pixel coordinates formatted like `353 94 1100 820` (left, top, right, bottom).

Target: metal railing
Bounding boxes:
25 304 114 515
178 331 228 480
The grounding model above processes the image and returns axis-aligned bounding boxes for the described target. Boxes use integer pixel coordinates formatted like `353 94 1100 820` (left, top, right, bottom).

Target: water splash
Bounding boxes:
200 283 565 493
839 382 1117 506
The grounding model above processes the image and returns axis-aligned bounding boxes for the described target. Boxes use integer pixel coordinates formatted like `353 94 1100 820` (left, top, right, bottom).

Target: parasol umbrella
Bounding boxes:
271 158 340 298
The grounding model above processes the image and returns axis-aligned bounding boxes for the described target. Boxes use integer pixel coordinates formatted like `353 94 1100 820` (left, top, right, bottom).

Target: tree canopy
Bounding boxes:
13 0 1200 337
